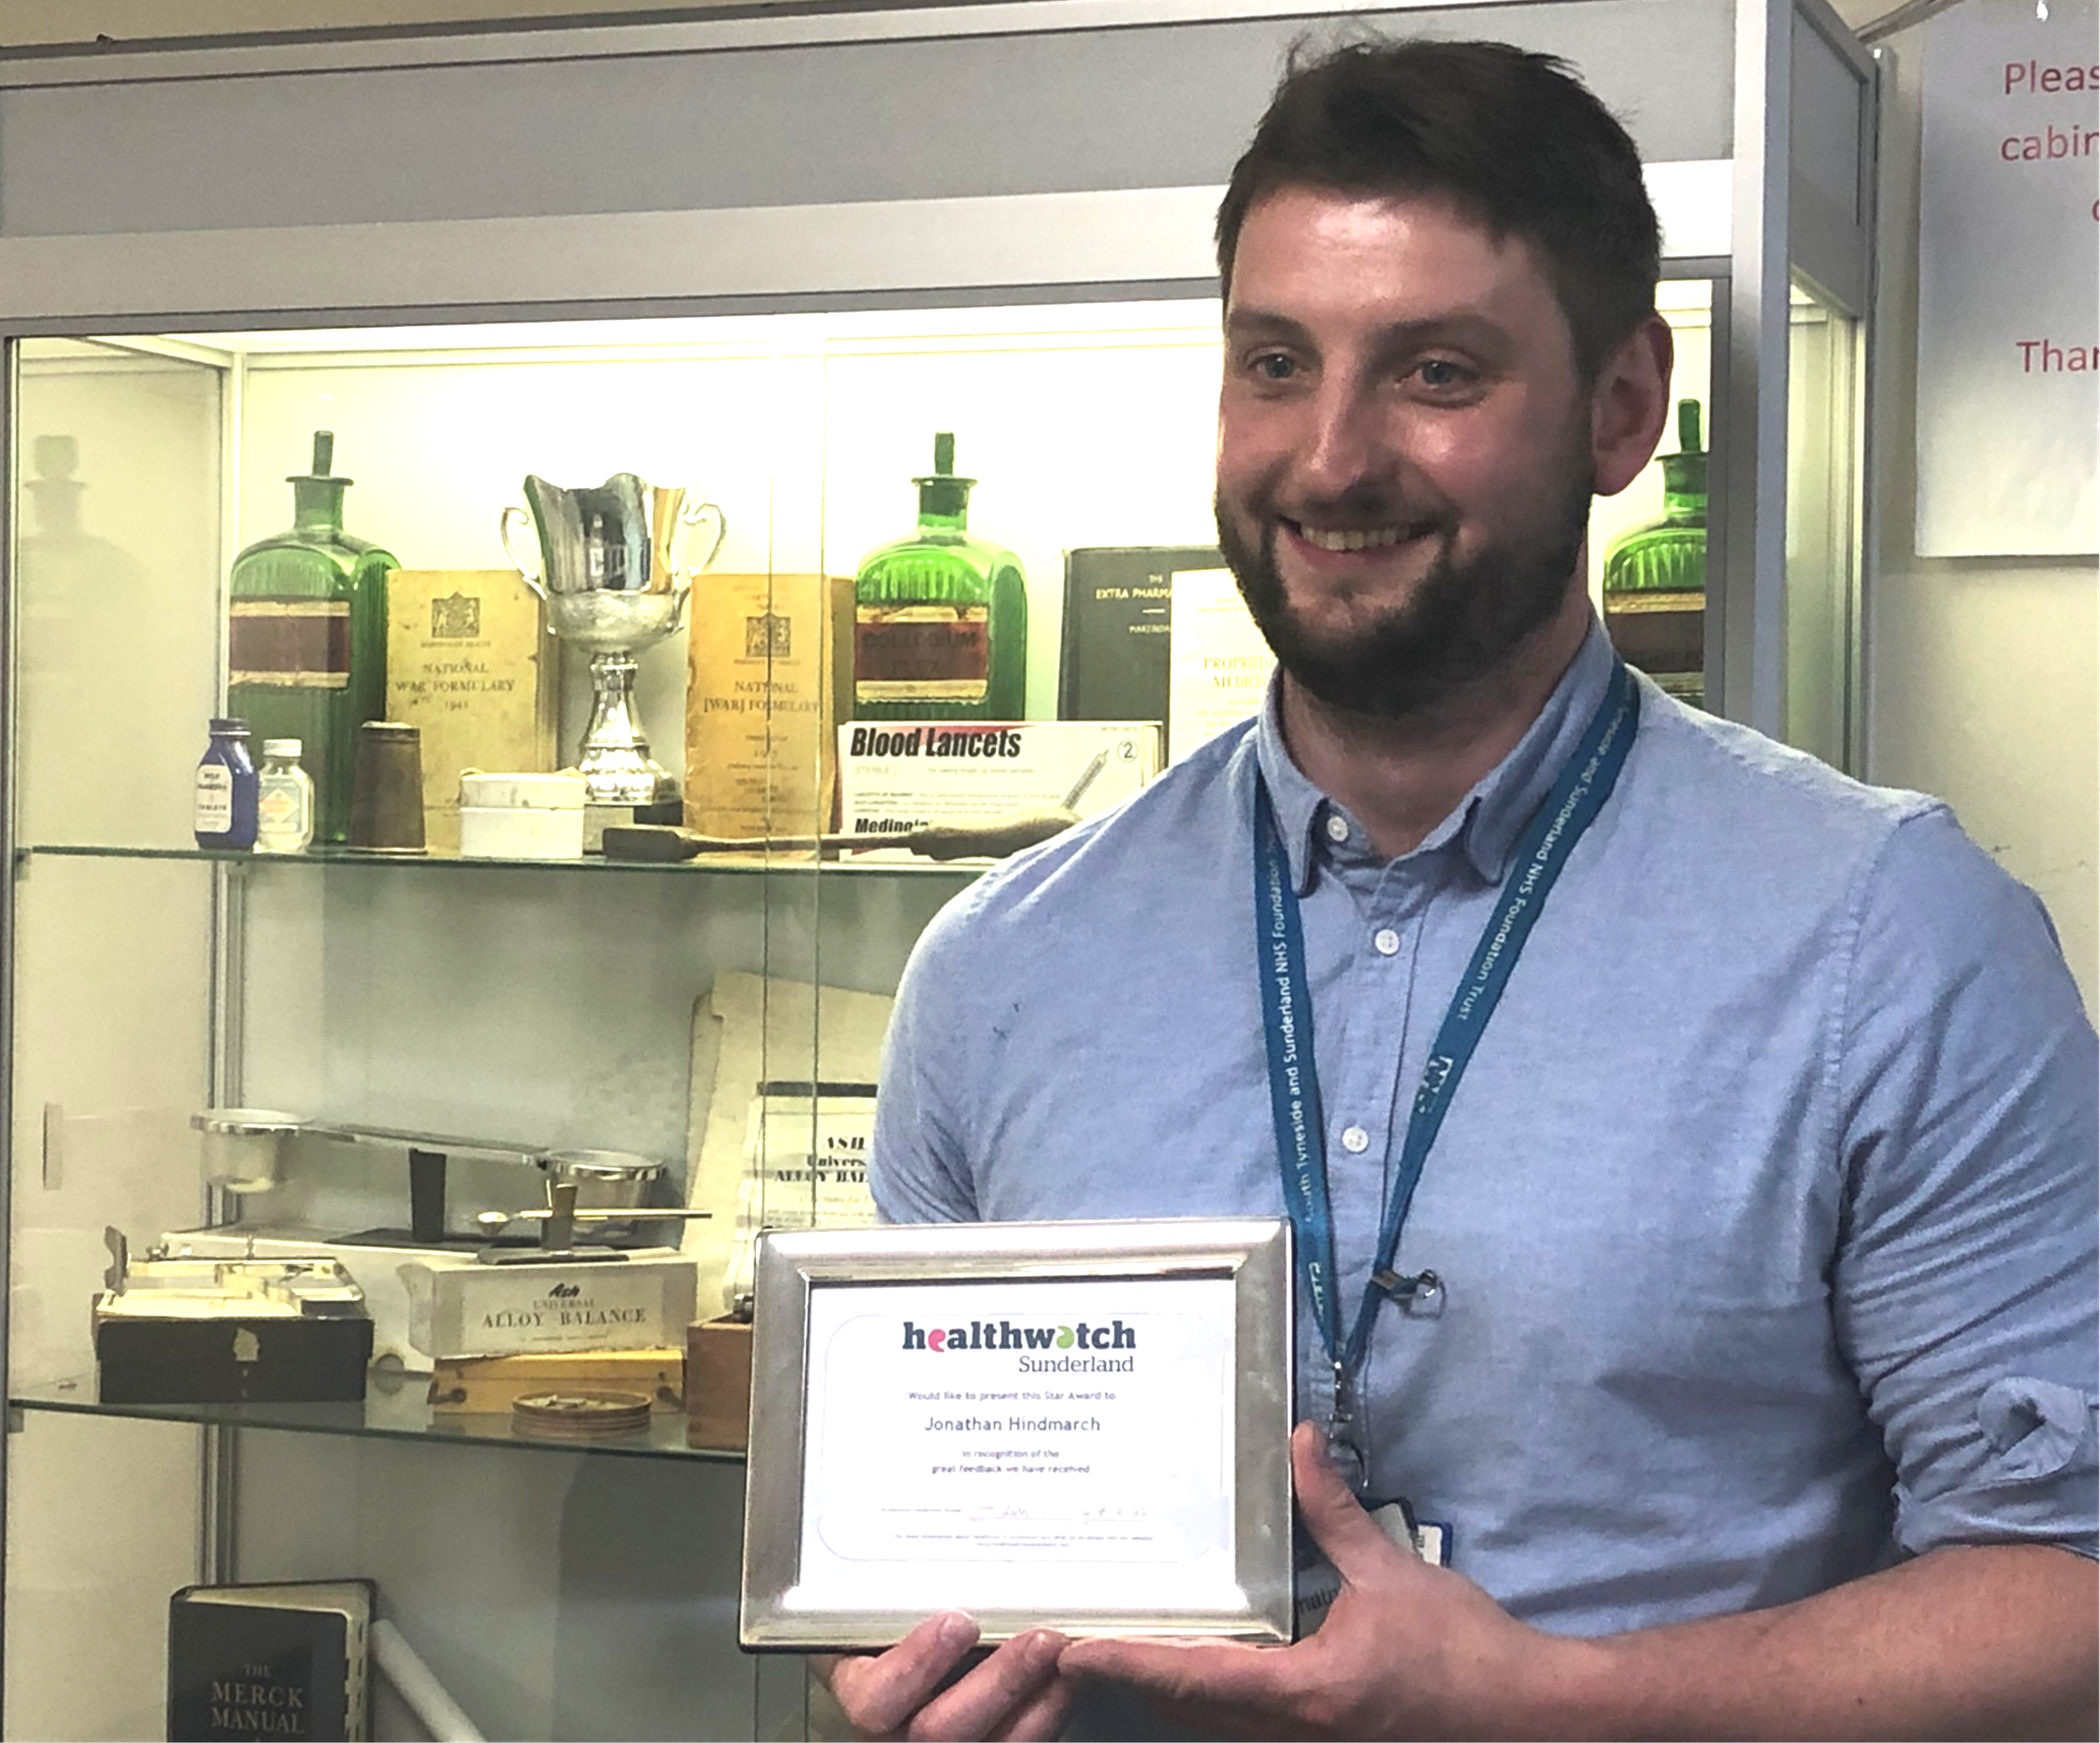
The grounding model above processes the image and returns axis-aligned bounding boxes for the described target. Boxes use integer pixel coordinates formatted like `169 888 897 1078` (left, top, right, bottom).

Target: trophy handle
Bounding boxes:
671 497 728 633
499 504 552 606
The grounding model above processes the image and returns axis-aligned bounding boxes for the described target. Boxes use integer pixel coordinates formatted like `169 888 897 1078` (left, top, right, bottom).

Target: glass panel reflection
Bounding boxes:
14 1373 746 1462
1784 281 1863 771
1590 279 1716 705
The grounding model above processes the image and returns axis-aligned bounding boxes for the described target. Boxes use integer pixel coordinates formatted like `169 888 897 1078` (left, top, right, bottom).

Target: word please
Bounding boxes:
2003 59 2097 95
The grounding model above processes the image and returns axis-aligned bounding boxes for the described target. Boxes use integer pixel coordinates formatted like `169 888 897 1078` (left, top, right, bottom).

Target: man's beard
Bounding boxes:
1216 453 1595 722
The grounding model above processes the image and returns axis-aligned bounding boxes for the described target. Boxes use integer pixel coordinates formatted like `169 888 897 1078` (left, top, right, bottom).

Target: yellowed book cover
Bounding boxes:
684 572 854 839
385 569 558 853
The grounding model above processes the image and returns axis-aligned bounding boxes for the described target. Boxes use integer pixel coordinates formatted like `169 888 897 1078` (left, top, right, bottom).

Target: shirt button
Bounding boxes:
1325 813 1351 844
1372 927 1400 956
1340 1125 1370 1154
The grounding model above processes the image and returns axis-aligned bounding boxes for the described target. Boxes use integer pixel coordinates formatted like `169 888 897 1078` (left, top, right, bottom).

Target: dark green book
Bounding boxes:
167 1579 373 1742
1056 545 1223 723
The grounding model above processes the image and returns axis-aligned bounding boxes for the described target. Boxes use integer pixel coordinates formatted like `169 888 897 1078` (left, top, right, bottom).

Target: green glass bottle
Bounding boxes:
1601 398 1707 708
225 431 398 845
852 433 1027 721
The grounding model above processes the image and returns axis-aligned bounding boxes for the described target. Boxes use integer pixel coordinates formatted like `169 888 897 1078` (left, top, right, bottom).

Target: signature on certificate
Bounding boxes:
965 1501 1153 1525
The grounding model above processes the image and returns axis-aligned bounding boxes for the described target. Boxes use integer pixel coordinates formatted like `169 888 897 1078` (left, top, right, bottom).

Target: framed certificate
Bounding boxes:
739 1217 1294 1648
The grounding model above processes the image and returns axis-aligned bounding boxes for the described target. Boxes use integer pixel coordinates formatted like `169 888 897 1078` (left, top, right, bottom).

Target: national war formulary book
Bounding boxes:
167 1579 373 1742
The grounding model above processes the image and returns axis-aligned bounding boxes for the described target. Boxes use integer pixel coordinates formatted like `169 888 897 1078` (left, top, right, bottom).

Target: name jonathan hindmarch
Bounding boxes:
924 1414 1106 1432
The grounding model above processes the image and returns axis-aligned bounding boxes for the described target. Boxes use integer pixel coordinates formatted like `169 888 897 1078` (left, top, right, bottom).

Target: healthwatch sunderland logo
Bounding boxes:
901 1319 1136 1352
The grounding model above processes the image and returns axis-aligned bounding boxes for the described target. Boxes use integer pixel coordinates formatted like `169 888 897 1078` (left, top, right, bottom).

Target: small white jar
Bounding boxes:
254 738 315 854
457 770 587 860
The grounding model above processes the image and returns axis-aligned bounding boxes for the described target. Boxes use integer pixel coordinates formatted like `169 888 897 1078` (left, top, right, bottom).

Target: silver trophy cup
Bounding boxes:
499 473 726 806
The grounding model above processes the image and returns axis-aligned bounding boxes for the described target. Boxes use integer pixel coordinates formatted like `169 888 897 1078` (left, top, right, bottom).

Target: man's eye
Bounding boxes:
1248 352 1298 382
1413 359 1473 390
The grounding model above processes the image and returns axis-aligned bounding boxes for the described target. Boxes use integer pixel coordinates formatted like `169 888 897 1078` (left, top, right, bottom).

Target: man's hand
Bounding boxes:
818 1612 1073 1742
1059 1422 1573 1739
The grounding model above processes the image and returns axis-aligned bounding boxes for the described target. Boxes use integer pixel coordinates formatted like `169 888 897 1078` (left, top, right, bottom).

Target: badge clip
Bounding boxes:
1371 1267 1444 1316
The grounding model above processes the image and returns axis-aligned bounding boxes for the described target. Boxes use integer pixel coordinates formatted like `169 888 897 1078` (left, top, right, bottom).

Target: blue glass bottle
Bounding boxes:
194 718 259 850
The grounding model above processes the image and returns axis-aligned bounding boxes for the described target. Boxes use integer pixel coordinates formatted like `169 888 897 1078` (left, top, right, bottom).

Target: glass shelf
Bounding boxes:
11 1373 746 1466
14 842 987 878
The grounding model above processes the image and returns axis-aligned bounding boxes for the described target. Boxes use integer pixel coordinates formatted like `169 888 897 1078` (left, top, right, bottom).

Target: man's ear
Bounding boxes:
1590 313 1675 499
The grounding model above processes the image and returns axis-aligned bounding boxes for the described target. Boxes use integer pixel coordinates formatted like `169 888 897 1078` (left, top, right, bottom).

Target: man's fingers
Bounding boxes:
827 1611 980 1737
984 1662 1078 1743
909 1628 1068 1742
1060 1635 1295 1719
1291 1419 1406 1588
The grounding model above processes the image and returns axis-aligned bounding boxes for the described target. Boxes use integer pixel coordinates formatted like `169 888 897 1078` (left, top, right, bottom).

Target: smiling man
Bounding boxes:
836 38 2099 1742
1217 190 1603 731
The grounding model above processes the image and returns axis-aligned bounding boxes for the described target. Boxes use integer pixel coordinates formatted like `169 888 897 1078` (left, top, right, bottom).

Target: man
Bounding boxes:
831 37 2099 1741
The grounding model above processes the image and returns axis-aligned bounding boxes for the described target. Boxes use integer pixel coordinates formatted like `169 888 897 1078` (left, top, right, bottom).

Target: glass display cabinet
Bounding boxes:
0 0 1876 1735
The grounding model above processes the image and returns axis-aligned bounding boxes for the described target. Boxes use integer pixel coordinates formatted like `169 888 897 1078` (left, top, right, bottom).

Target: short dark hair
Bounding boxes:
1216 38 1662 380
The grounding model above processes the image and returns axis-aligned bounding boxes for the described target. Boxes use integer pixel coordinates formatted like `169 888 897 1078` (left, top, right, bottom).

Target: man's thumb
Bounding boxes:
1290 1420 1400 1587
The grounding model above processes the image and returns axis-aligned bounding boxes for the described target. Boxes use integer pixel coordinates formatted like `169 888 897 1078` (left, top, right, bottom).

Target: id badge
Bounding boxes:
1293 1498 1453 1639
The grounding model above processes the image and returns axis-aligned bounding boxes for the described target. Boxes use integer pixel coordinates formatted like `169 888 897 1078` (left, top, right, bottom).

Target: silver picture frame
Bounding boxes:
739 1216 1295 1649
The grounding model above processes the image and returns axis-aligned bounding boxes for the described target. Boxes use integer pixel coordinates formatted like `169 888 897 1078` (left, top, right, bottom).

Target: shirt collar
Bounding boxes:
1251 612 1619 891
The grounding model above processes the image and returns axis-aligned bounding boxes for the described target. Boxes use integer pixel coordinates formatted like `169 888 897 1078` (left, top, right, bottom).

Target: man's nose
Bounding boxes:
1297 382 1390 499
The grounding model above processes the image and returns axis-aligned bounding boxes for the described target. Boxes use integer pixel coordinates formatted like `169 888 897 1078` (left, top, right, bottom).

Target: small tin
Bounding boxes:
511 1389 654 1441
348 721 426 854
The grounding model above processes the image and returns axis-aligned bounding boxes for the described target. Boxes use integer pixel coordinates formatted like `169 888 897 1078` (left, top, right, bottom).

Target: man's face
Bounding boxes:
1215 185 1600 719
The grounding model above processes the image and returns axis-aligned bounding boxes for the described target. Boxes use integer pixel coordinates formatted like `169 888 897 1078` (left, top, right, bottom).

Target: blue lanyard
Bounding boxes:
1254 659 1640 1427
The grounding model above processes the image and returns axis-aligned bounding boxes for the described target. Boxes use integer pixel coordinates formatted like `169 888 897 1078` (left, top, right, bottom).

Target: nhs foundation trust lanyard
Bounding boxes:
1254 657 1640 1481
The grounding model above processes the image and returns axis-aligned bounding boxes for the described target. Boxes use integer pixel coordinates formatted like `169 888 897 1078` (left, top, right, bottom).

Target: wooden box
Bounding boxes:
97 1312 372 1405
686 1316 754 1450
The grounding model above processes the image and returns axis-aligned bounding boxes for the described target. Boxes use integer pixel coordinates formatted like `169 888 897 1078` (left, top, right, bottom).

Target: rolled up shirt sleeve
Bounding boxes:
1833 806 2099 1561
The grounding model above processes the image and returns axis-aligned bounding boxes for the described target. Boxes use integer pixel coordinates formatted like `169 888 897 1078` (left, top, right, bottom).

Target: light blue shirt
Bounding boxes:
870 618 2099 1636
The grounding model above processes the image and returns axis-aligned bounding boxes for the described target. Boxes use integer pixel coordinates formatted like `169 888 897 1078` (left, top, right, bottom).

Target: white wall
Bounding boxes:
1832 0 2098 1017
